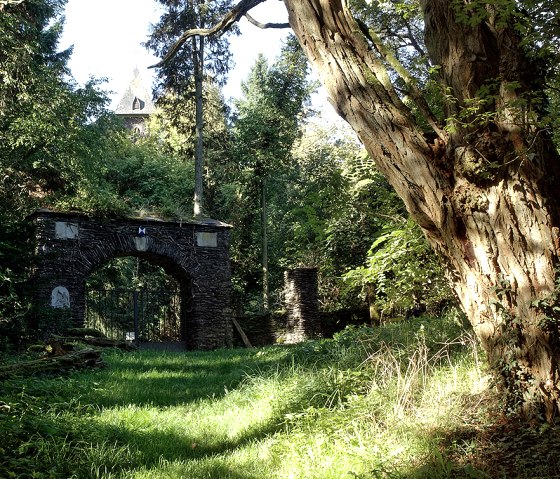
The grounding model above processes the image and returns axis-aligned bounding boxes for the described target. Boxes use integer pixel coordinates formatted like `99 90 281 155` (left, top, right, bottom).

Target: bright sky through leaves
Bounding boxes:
60 0 290 107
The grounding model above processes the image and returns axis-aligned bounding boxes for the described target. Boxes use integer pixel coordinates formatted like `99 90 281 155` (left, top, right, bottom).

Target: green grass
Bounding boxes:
2 315 560 479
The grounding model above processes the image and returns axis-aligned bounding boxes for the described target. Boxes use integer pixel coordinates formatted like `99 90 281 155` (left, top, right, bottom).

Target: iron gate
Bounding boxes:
85 288 182 343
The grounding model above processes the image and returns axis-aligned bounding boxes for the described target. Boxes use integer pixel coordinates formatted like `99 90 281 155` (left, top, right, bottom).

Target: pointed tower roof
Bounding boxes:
115 67 156 116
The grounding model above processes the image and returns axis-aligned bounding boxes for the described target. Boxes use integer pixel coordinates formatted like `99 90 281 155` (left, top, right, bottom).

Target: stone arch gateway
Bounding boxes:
31 210 233 350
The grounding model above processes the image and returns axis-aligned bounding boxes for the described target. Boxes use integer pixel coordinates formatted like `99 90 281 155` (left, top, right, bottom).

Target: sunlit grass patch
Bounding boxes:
1 315 496 479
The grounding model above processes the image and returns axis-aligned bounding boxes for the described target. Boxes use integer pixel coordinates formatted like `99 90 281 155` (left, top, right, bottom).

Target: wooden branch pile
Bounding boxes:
0 348 103 380
0 328 137 381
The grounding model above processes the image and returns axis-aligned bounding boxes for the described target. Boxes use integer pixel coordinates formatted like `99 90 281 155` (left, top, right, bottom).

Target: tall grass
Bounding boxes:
0 315 494 479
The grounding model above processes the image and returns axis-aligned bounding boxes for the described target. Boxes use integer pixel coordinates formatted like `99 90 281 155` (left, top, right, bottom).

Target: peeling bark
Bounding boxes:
284 0 560 420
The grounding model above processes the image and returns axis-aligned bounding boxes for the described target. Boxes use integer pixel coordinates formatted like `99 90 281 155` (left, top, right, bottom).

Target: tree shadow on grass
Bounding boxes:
80 346 293 408
1 388 287 479
1 347 301 478
60 396 289 478
393 406 560 479
92 416 280 463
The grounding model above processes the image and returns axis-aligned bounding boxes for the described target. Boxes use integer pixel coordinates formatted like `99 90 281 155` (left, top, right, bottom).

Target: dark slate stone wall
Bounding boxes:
231 309 371 347
284 267 321 343
31 210 233 350
231 312 288 347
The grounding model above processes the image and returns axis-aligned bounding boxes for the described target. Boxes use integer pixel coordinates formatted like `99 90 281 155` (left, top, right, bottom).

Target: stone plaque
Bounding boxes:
55 221 79 240
51 286 70 308
196 232 218 248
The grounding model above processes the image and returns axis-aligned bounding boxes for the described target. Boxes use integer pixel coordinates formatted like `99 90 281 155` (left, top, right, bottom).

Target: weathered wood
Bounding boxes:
232 318 253 348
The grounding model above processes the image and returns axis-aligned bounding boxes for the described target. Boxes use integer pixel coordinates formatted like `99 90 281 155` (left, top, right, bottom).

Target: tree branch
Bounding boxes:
0 0 25 11
244 13 290 29
356 18 447 141
150 0 268 68
405 23 426 58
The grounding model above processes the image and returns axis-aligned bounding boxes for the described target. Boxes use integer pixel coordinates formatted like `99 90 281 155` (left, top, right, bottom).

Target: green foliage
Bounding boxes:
145 0 236 93
86 257 176 292
101 129 195 219
147 83 231 165
350 0 560 154
451 0 517 28
0 1 110 214
0 269 30 354
232 36 316 173
0 0 114 212
278 122 406 310
218 36 316 311
351 0 425 69
0 316 496 479
445 1 560 150
0 0 119 348
532 268 560 333
344 218 453 315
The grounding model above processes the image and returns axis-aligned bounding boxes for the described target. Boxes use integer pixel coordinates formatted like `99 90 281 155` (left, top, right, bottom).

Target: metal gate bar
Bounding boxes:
85 288 181 343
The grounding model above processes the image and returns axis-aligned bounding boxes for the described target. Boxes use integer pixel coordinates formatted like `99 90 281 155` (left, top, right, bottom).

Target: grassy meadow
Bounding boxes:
2 315 560 479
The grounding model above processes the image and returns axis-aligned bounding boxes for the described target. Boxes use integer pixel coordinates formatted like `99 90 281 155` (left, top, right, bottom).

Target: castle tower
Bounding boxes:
114 67 155 137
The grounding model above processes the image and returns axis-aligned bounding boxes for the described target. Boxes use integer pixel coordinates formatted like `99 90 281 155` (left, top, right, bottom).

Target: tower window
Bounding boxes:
132 97 145 111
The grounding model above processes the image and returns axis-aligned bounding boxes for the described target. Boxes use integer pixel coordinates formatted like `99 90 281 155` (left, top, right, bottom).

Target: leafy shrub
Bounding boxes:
344 218 454 317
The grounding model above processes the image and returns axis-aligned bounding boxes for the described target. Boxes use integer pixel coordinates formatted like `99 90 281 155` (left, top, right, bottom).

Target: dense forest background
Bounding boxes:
0 0 481 351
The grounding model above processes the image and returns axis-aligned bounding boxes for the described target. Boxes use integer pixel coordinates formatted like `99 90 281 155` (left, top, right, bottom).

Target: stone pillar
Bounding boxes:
32 214 85 330
284 267 321 343
186 228 233 350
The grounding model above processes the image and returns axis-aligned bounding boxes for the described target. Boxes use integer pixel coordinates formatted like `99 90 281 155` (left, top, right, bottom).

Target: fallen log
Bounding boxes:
0 348 103 381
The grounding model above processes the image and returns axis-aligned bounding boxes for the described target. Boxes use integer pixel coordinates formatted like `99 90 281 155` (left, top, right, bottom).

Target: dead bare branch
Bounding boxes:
244 12 290 29
0 0 25 11
150 0 269 69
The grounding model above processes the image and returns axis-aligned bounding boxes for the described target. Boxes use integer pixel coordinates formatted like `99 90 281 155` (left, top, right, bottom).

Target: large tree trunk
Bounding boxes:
285 0 560 420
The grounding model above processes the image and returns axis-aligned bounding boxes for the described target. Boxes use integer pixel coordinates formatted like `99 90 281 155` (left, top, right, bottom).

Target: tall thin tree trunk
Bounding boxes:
261 177 269 311
193 35 205 218
284 0 560 420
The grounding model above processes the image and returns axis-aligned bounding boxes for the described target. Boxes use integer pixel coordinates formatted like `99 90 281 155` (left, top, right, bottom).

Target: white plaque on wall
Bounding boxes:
196 232 218 247
51 286 70 308
55 222 79 240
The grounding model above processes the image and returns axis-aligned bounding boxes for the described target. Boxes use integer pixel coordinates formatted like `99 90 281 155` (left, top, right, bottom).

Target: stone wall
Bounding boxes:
283 267 321 343
30 210 233 350
231 309 371 348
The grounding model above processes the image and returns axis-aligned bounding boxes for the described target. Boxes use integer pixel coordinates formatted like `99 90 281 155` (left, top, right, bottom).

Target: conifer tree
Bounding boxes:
146 0 235 217
232 35 314 310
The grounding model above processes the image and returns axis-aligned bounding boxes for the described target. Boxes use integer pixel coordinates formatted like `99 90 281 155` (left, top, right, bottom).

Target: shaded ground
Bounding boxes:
433 393 560 479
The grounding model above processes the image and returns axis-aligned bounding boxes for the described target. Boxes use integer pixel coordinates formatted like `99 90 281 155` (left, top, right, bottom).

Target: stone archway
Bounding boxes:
31 210 233 350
